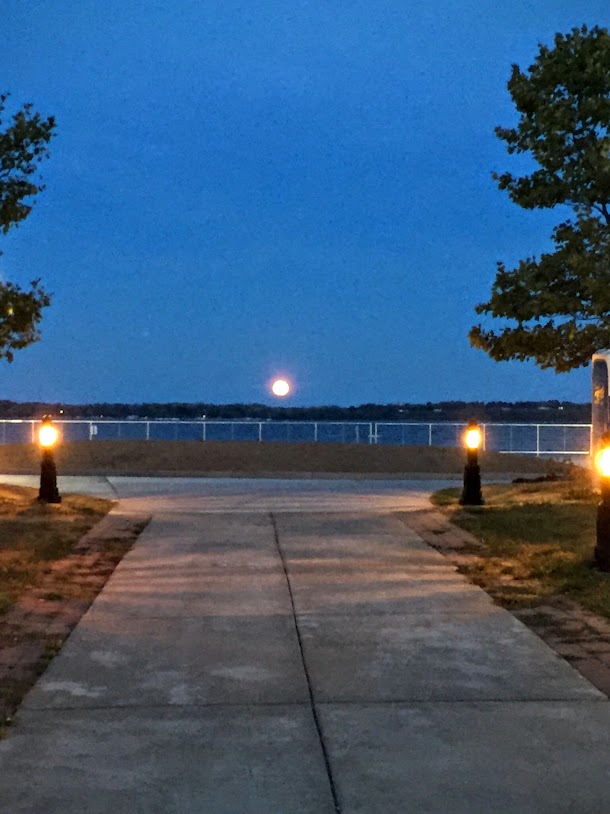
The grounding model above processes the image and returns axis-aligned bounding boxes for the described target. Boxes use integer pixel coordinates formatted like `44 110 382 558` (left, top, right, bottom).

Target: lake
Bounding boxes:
0 419 592 458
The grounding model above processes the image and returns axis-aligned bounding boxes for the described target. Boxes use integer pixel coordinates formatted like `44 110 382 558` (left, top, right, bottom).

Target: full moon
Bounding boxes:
272 379 290 397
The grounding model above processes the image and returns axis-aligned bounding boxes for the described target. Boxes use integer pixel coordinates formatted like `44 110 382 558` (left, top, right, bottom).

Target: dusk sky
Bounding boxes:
1 1 608 406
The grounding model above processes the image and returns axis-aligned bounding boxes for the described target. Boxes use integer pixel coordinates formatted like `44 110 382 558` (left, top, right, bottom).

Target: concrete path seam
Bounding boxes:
20 701 316 713
103 475 120 500
270 511 342 814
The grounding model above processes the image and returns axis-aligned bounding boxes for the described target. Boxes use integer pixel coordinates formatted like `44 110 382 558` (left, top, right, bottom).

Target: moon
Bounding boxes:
271 379 290 397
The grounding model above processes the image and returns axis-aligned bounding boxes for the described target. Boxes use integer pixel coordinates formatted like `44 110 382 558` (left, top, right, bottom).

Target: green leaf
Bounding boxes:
474 26 610 372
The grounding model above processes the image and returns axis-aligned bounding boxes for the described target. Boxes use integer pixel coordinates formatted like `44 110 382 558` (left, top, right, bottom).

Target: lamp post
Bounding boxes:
595 431 610 571
459 421 484 506
38 415 61 504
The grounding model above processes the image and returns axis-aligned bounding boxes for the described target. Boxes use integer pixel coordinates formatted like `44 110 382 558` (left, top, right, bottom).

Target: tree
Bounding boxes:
0 94 55 361
469 25 610 372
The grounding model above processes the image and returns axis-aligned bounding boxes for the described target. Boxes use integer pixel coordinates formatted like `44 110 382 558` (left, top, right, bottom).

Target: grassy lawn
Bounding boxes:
431 472 610 619
0 483 152 733
0 483 113 615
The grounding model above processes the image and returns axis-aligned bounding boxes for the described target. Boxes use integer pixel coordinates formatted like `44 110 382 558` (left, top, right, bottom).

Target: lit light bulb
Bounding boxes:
465 427 482 450
597 447 610 478
39 424 59 448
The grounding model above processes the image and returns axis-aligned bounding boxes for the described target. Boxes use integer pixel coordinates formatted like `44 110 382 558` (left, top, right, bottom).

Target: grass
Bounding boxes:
0 439 566 476
0 483 113 613
431 472 610 619
0 483 150 734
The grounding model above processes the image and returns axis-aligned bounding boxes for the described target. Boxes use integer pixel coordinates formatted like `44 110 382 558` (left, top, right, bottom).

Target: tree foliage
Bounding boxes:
469 25 610 372
0 94 55 361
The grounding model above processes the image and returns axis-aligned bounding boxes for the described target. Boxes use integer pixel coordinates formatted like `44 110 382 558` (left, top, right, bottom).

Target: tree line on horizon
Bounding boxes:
0 400 591 423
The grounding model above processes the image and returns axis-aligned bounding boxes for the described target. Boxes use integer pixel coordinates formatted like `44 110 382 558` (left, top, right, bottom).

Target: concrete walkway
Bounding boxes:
1 477 610 812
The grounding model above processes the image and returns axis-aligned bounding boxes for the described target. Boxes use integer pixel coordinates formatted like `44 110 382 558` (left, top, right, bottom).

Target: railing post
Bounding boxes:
0 417 595 456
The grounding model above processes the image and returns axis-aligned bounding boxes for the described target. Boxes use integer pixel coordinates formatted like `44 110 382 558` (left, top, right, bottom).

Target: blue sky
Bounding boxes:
0 0 608 406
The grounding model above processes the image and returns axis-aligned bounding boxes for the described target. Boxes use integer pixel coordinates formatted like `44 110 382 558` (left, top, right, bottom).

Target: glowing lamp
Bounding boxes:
459 421 484 506
595 431 610 570
464 427 482 451
596 447 610 478
37 416 61 504
39 424 59 448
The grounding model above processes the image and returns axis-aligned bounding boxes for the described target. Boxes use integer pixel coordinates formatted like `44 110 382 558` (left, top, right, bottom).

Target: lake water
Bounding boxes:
0 419 592 458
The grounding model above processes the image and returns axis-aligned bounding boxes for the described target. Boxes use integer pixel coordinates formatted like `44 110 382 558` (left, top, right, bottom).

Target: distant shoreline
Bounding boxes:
0 400 592 424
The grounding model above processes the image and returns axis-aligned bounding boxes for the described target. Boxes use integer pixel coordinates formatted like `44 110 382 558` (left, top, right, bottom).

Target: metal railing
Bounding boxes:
0 419 593 457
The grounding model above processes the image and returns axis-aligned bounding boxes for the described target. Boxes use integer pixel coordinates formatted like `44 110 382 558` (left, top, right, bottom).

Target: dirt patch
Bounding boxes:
0 440 577 477
0 510 150 733
514 600 610 695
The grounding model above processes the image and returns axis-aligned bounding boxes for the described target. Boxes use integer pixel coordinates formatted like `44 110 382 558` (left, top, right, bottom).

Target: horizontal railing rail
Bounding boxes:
0 419 593 457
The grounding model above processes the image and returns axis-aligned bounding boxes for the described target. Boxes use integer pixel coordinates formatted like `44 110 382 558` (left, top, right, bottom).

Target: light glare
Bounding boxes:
597 447 610 477
465 427 482 450
39 425 59 448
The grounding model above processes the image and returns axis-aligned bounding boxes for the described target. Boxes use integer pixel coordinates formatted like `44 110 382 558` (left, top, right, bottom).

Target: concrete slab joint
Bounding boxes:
0 476 609 813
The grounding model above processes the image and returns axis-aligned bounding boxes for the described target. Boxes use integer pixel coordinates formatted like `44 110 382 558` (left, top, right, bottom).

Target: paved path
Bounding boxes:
1 477 610 813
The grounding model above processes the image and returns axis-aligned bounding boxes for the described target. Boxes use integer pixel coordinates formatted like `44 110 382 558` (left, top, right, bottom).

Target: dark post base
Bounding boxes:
459 463 484 506
38 450 61 504
595 500 610 571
